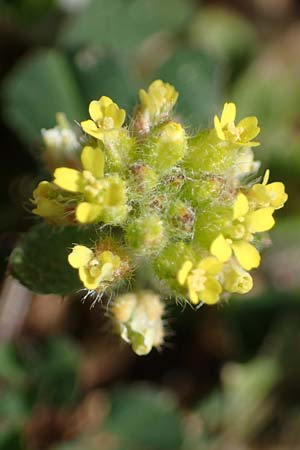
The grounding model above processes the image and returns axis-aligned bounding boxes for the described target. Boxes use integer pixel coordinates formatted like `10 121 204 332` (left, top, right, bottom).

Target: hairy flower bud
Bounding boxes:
112 291 164 355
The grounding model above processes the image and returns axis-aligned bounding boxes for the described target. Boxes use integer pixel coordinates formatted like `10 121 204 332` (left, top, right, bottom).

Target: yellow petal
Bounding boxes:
99 96 114 108
68 245 93 268
78 266 99 290
265 182 288 209
76 202 103 223
246 141 260 147
214 115 225 140
198 256 223 275
238 116 260 140
106 103 126 128
200 278 222 305
210 234 232 262
188 287 199 304
33 198 63 218
223 264 253 294
221 102 236 126
177 260 193 285
99 262 114 282
81 146 104 178
246 207 275 232
232 241 260 270
54 168 81 192
81 119 103 140
89 100 104 122
262 169 270 185
233 193 249 220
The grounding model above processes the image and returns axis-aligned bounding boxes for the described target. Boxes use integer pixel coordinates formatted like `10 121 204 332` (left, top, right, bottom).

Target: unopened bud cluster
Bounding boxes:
30 80 287 355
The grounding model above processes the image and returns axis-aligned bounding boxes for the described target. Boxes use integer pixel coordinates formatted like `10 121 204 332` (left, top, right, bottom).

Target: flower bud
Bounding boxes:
125 216 166 254
142 122 187 173
112 291 164 355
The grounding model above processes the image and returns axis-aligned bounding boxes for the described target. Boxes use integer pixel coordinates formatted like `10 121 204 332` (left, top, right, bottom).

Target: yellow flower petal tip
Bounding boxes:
210 234 232 262
53 167 81 192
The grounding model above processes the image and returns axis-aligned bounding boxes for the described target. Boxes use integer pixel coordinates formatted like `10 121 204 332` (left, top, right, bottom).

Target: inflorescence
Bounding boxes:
31 80 287 355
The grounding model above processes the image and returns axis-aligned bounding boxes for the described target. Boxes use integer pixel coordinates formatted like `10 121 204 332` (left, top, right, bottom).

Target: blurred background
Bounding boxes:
1 0 300 449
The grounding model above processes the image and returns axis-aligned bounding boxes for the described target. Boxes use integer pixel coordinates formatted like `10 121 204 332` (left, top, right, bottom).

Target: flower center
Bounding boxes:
189 268 206 292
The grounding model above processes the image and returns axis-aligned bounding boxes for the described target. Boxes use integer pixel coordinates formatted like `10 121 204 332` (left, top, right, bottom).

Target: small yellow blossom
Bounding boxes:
112 291 164 355
81 96 126 140
223 262 253 294
32 181 71 225
53 145 127 224
139 80 178 124
178 256 223 305
248 169 288 209
214 102 260 147
68 245 122 290
210 192 277 270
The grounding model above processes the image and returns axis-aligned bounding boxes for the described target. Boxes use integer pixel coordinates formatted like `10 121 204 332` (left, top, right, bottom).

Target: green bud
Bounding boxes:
125 215 166 254
102 128 136 172
166 200 195 240
128 162 158 195
183 130 237 175
182 174 228 207
194 202 232 248
154 242 194 292
142 122 187 173
101 175 128 224
163 167 186 192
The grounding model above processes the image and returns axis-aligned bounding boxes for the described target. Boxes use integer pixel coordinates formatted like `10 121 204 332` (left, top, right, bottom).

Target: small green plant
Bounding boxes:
10 80 287 355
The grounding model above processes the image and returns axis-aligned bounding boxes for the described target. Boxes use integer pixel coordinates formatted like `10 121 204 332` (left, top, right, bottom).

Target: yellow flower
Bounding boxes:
53 145 127 224
214 102 260 147
177 257 223 305
32 181 71 225
248 169 288 209
210 192 276 271
223 262 253 294
139 80 178 124
68 245 122 290
81 96 126 140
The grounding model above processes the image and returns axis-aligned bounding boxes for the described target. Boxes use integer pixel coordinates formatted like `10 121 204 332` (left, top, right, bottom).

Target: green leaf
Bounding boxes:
0 343 26 385
105 385 184 450
10 223 98 295
74 54 136 109
154 50 222 126
61 0 193 53
26 336 81 406
189 7 257 66
2 49 85 147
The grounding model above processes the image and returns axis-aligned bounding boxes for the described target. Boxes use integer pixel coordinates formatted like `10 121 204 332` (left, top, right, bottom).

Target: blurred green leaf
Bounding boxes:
189 7 257 67
0 429 24 450
74 54 136 109
61 0 193 53
0 0 56 23
0 343 26 385
155 50 222 126
27 336 81 406
231 35 300 177
221 357 280 439
0 389 28 422
105 385 184 450
2 49 85 147
10 223 98 295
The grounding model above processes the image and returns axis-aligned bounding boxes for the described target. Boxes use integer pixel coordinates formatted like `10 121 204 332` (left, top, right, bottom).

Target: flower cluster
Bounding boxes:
29 80 287 354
